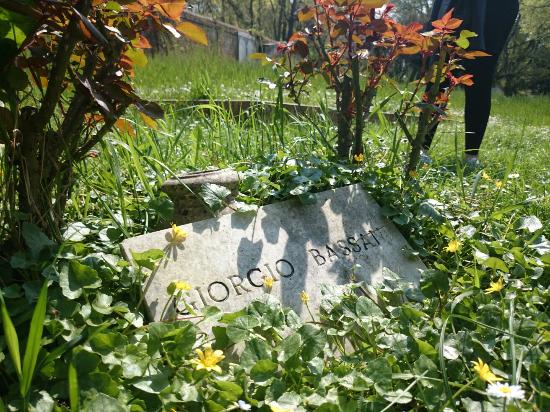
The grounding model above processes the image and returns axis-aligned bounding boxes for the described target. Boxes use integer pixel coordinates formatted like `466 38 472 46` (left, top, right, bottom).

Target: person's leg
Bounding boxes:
463 0 519 157
463 58 496 156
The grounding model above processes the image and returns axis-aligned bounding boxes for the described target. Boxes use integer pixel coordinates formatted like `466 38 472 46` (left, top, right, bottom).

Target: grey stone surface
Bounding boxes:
121 184 426 321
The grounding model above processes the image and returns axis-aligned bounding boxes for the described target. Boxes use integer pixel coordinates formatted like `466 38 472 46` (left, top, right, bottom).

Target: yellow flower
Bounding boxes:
482 171 491 180
190 344 225 373
173 280 192 292
270 403 293 412
353 153 365 163
495 180 503 189
472 358 502 383
409 170 419 178
171 224 187 243
263 276 274 289
485 278 504 294
300 290 309 303
445 239 461 253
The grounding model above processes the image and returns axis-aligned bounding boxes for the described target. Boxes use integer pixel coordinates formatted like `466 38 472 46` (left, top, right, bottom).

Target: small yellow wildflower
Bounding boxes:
300 290 309 303
409 170 419 179
190 344 225 373
482 171 491 180
472 358 502 383
270 403 293 412
263 276 274 289
485 278 504 294
445 239 461 253
173 280 192 292
495 180 503 189
171 224 188 243
353 153 365 163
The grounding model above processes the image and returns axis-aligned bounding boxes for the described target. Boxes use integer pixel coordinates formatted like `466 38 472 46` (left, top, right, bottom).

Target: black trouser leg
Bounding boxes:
463 0 519 155
422 0 519 154
462 58 496 155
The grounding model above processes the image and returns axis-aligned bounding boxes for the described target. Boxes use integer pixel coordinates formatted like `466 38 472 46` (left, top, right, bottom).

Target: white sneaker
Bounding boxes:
464 154 482 169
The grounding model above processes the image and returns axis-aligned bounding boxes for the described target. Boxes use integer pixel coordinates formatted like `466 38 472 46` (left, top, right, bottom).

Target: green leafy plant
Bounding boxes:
266 0 426 160
0 0 206 242
0 281 48 408
394 9 489 176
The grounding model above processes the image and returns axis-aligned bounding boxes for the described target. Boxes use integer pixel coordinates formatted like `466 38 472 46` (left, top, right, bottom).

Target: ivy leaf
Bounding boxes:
73 350 101 375
240 338 271 369
383 389 413 405
420 269 449 298
63 222 91 242
201 306 223 323
518 216 542 233
131 372 170 394
250 359 278 383
92 293 113 315
22 222 55 260
131 249 163 270
339 371 373 391
200 183 232 213
418 200 445 223
442 345 460 360
482 257 509 273
171 323 197 358
415 338 437 357
80 372 119 397
299 324 326 361
89 332 127 357
278 332 301 362
365 358 392 389
226 316 260 343
214 381 243 401
81 393 126 412
59 261 102 299
529 236 550 255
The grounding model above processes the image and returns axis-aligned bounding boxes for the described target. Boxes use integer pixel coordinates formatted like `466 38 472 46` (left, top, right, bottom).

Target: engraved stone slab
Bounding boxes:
121 184 426 321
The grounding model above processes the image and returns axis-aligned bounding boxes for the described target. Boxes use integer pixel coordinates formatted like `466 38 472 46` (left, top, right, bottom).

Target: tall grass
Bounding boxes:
134 46 275 101
62 48 550 230
134 46 336 105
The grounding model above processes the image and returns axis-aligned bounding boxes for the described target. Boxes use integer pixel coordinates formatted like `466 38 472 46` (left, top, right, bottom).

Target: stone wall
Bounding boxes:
179 11 277 61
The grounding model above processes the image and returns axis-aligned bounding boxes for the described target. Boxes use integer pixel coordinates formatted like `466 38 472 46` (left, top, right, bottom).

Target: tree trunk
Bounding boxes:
286 0 300 41
336 76 353 158
351 57 364 157
249 0 254 28
14 109 71 241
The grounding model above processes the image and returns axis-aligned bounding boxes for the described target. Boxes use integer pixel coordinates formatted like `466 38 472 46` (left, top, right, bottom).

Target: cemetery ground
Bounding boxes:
0 49 549 411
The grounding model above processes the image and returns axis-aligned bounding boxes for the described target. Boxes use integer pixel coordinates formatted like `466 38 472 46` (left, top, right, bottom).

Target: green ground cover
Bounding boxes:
1 49 548 411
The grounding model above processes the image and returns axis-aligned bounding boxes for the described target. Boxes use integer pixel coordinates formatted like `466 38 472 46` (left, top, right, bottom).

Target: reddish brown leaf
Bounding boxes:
134 100 164 119
461 50 491 59
298 7 316 23
115 118 136 137
133 35 152 49
176 22 208 45
154 1 186 21
140 112 158 129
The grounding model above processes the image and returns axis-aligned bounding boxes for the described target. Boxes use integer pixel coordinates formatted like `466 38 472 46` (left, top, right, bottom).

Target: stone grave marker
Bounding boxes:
121 184 426 321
